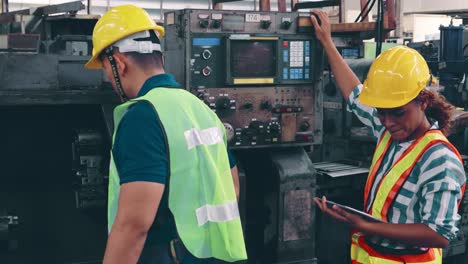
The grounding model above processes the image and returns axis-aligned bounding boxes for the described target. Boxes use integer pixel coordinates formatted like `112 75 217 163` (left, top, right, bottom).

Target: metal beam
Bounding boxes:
395 0 402 37
1 0 8 13
278 0 286 12
293 0 340 11
386 0 396 31
260 0 270 11
212 0 243 7
3 1 84 16
404 8 468 17
360 0 369 22
30 1 84 16
291 0 298 12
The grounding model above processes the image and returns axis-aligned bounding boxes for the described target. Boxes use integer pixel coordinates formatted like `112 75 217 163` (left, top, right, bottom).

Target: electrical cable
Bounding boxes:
375 0 385 57
359 0 377 22
375 0 381 57
355 0 372 23
380 0 385 48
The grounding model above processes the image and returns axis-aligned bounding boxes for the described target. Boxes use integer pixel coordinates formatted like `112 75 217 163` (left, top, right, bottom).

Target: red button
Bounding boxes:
202 67 211 76
283 41 289 47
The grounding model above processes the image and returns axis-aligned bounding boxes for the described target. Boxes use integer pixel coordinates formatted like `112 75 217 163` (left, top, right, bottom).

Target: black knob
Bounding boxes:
212 20 221 29
199 20 209 28
260 20 272 29
215 97 231 110
311 13 322 25
268 122 281 134
243 102 253 110
299 121 310 131
281 20 292 30
260 101 272 111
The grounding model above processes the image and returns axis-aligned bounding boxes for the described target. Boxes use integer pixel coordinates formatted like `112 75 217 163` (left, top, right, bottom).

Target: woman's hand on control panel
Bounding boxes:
310 10 332 46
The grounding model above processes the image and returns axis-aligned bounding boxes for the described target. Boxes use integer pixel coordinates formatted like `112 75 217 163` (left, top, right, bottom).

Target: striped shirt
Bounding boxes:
347 85 466 250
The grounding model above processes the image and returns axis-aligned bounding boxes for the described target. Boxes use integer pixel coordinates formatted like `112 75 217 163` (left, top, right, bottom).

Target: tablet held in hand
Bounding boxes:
316 198 386 223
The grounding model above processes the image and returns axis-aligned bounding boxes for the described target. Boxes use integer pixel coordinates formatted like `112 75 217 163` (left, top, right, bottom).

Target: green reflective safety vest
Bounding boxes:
108 87 247 262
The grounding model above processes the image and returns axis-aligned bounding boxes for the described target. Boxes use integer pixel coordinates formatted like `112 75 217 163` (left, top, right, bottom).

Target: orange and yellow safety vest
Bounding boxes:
351 130 465 264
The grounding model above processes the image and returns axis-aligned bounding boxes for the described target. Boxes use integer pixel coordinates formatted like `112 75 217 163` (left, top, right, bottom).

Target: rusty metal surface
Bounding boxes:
0 33 40 51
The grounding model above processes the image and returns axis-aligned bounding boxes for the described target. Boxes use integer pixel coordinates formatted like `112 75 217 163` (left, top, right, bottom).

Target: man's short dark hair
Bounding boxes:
126 51 164 69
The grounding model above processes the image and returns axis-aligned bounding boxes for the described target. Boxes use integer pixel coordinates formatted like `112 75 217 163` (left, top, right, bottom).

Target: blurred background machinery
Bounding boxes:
0 2 114 263
409 24 468 263
409 21 468 109
72 129 108 209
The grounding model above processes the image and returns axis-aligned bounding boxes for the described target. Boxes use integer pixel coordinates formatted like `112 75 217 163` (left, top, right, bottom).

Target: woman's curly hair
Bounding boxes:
415 89 455 135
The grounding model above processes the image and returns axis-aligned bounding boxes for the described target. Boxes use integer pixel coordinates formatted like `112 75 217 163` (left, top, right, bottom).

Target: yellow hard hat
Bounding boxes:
85 5 165 69
359 46 430 108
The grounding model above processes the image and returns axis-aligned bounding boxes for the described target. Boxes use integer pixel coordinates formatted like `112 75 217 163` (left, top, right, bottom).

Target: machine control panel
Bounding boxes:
165 9 323 148
196 86 316 147
189 36 316 88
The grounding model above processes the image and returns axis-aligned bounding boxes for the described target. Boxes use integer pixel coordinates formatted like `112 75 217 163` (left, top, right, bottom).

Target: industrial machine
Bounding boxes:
164 9 324 263
409 22 468 109
164 9 324 148
0 2 113 263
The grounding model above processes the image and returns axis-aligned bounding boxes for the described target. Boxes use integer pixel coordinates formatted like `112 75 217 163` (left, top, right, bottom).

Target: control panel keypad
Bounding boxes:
282 40 311 81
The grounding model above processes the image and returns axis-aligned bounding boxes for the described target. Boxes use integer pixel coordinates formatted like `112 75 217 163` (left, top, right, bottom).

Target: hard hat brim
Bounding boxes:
85 25 165 70
359 93 411 108
359 81 421 108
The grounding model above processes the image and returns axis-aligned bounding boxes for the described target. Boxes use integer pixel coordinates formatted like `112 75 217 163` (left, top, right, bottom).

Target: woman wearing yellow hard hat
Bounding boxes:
310 10 466 264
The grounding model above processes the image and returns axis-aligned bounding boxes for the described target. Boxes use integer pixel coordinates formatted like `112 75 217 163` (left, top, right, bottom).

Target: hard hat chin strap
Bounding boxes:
104 47 128 102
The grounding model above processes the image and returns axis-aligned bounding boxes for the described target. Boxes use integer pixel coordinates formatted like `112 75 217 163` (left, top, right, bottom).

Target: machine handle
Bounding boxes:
293 0 340 11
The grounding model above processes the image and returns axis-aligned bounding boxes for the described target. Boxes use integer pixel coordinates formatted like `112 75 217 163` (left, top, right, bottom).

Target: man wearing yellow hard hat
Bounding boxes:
309 10 466 264
85 5 247 264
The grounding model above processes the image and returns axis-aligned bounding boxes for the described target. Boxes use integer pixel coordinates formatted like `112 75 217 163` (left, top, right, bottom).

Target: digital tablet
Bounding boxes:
315 198 386 223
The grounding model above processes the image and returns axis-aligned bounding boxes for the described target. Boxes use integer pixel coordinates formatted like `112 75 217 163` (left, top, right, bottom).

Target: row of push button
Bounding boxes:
283 68 310 80
283 41 311 68
282 41 311 49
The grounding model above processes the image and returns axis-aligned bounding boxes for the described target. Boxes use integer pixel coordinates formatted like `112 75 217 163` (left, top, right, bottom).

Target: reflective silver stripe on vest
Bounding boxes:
195 201 240 226
184 127 223 150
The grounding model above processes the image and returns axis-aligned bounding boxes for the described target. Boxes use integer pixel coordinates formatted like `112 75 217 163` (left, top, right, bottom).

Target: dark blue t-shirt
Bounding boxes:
113 73 236 245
